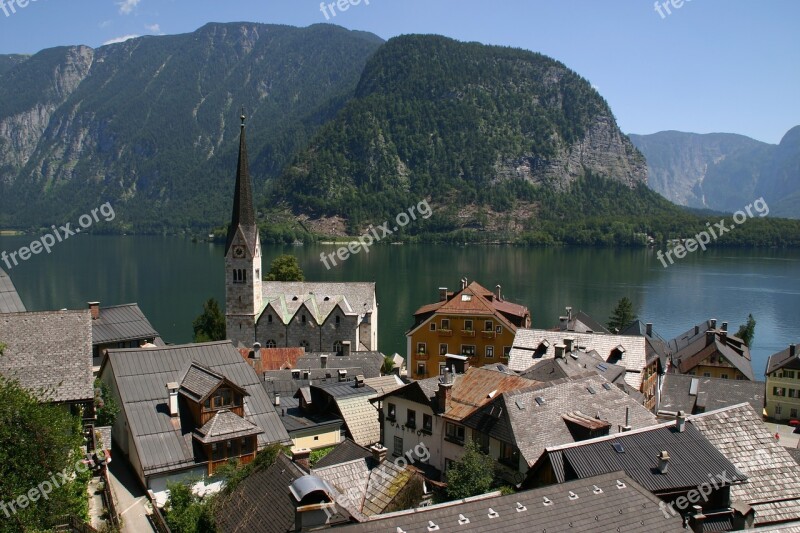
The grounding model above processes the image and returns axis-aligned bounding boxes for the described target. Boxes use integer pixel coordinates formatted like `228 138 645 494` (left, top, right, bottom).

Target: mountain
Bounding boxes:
630 127 800 218
277 34 649 235
0 23 384 231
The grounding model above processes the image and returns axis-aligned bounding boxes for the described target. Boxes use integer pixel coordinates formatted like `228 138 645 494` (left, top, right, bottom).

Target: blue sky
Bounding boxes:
0 0 797 143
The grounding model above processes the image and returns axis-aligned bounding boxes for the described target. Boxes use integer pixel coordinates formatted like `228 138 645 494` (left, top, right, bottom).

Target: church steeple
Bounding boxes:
225 110 258 255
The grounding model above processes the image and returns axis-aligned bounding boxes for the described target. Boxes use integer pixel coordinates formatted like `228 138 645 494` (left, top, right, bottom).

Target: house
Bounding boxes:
330 472 686 533
223 114 378 353
463 374 659 485
658 373 765 416
373 366 535 475
691 403 800 527
0 267 25 313
0 310 94 425
99 340 290 494
407 279 531 379
764 343 800 420
667 319 754 380
556 306 609 334
520 346 628 386
273 393 345 452
87 301 162 367
621 320 671 410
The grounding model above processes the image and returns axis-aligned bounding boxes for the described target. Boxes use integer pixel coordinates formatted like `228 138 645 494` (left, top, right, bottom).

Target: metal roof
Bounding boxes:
90 303 159 345
275 395 343 435
0 268 25 313
444 367 536 422
194 408 263 444
659 373 765 415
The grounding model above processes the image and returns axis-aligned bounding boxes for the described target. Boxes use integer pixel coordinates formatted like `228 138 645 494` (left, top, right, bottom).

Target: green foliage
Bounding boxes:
445 441 496 500
736 314 757 348
309 446 335 467
193 298 226 343
607 297 637 333
265 254 305 281
164 482 216 533
0 377 88 532
94 378 120 427
0 342 5 356
381 355 396 375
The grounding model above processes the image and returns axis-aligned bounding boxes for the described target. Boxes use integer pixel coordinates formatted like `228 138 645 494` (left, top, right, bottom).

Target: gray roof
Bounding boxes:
521 350 627 385
313 439 371 469
296 351 385 379
179 363 227 402
0 268 25 313
194 409 263 444
690 403 800 525
620 320 671 367
260 282 376 325
102 341 290 477
275 395 343 435
659 374 765 415
671 330 755 381
464 375 659 467
333 472 686 533
91 303 159 345
765 344 800 374
0 310 93 403
558 309 609 334
542 420 747 493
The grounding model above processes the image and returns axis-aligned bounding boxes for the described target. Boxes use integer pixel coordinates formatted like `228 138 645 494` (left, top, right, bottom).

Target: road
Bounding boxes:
107 455 156 533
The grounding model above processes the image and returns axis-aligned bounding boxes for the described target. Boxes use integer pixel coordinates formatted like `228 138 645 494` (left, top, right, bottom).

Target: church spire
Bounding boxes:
225 109 257 254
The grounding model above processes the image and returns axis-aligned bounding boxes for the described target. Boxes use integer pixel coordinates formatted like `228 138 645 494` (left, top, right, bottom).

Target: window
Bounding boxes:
301 315 307 324
212 442 224 461
793 408 799 418
445 422 465 444
335 315 340 326
439 343 448 356
461 345 476 357
720 373 729 379
407 409 416 428
496 325 502 334
299 340 310 350
703 372 711 378
441 319 450 330
423 414 433 433
790 389 798 398
417 342 427 355
417 363 426 376
474 432 490 454
503 346 511 358
774 387 787 397
500 442 520 467
439 363 447 376
233 269 247 284
255 269 260 279
430 323 437 331
393 436 403 457
484 320 493 331
267 314 273 323
444 458 455 474
241 437 253 455
464 320 473 332
486 346 494 358
333 341 343 354
212 388 233 408
265 339 277 348
787 371 796 379
776 404 783 415
387 403 396 421
461 294 472 302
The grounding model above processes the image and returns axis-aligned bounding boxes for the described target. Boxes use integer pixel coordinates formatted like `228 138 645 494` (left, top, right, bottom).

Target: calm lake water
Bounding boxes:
1 234 798 378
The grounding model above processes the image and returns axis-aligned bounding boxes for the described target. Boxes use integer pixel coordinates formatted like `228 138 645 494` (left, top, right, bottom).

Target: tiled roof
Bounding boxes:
690 403 800 525
296 351 385 379
620 320 672 367
332 472 686 533
521 350 627 385
336 395 382 446
194 409 263 444
313 439 371 469
90 303 159 345
508 329 648 389
179 363 226 402
0 268 25 313
0 310 93 403
102 341 290 477
464 375 658 467
362 375 403 396
542 421 747 493
765 344 800 374
558 310 609 334
659 374 765 415
444 367 536 422
260 282 375 325
672 331 754 381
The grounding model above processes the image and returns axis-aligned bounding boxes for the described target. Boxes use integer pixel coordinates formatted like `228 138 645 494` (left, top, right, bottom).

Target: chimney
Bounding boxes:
657 450 670 474
566 307 573 322
274 393 281 407
292 448 311 472
166 382 179 417
791 344 797 357
289 477 336 532
622 407 632 432
676 410 687 432
341 341 351 358
439 287 448 302
436 381 453 413
554 344 566 359
646 323 653 337
461 277 468 290
563 338 575 353
354 375 365 388
370 444 387 464
338 369 347 382
705 330 715 346
694 325 700 336
495 284 502 301
320 354 327 369
88 302 100 320
252 342 261 359
688 505 707 533
710 318 717 330
721 322 728 333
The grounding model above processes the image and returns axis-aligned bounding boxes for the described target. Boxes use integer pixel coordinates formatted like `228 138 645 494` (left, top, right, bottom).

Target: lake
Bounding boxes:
1 234 798 378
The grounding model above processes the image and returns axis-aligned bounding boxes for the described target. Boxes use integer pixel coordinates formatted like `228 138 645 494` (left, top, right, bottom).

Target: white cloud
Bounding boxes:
145 23 161 33
103 34 140 45
99 20 112 29
117 0 140 15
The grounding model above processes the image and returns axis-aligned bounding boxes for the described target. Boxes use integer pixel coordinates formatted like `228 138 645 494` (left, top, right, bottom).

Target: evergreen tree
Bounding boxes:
193 298 226 342
607 297 637 333
736 314 756 347
265 254 305 281
445 440 495 500
381 355 396 375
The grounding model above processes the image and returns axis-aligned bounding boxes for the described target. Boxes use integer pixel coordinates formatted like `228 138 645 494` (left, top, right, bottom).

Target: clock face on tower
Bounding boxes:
232 245 246 258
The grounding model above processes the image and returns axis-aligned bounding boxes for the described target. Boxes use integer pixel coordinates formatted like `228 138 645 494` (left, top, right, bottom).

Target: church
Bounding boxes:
224 113 378 353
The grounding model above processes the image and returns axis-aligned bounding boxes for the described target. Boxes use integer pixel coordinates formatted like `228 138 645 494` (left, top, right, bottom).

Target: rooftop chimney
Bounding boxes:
320 354 328 369
721 322 728 333
563 338 575 353
289 476 337 532
88 302 100 320
791 344 797 357
694 325 700 336
292 448 311 472
657 450 670 474
689 505 707 533
341 341 351 358
554 344 566 360
252 342 261 359
461 277 468 290
710 318 717 329
495 284 502 301
370 444 388 464
622 407 632 432
566 307 573 322
646 323 653 337
166 382 179 417
705 330 715 346
676 410 687 433
338 369 348 383
274 393 281 407
354 375 365 388
439 287 448 302
436 381 453 413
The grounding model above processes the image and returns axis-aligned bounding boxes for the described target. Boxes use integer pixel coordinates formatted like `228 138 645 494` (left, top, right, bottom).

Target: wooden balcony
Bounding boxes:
415 352 430 361
438 329 453 337
480 330 496 339
461 330 475 338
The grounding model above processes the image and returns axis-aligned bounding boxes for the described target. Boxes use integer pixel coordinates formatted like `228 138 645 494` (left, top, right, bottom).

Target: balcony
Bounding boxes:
480 330 496 339
438 329 453 337
461 330 475 338
415 352 430 361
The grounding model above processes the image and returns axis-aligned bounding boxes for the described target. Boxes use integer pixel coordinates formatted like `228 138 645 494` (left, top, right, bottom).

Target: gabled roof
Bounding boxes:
313 439 372 469
274 395 343 435
0 268 25 313
765 344 800 374
541 420 747 493
558 309 609 334
336 395 382 447
521 350 627 385
260 282 376 325
620 320 671 367
295 351 385 379
672 331 754 380
194 409 263 444
508 329 648 389
444 367 536 422
0 310 92 403
659 374 765 415
464 375 658 467
362 375 404 396
332 472 686 533
102 341 290 477
690 403 800 525
90 303 159 345
179 362 248 403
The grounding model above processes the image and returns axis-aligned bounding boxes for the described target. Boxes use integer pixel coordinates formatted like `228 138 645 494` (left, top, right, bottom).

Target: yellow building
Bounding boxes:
407 280 530 379
765 344 800 421
669 321 755 381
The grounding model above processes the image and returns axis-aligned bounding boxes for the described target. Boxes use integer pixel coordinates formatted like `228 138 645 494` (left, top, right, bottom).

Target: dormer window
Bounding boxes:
268 314 273 323
212 388 234 409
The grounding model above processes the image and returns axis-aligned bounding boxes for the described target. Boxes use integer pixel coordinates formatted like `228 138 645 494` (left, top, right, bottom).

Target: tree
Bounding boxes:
193 298 226 342
265 254 304 281
445 440 495 500
736 314 756 348
0 377 89 531
164 482 216 533
94 378 119 427
607 297 637 333
381 355 396 375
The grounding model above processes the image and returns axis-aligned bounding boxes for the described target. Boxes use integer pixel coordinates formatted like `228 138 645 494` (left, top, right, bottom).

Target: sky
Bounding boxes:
0 0 797 143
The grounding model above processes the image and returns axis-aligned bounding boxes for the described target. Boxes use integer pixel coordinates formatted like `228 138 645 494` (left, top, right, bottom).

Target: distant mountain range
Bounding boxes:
630 127 800 219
